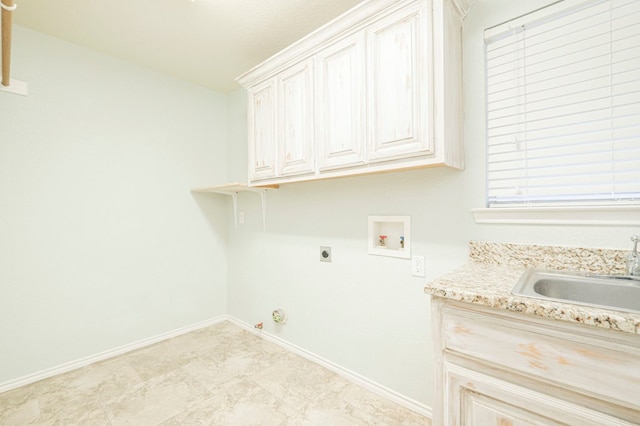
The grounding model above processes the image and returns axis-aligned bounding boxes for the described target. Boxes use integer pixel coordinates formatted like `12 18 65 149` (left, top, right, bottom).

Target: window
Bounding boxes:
484 0 640 209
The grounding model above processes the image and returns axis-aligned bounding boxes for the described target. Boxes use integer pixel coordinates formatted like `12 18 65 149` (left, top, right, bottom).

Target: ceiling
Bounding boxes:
13 0 363 93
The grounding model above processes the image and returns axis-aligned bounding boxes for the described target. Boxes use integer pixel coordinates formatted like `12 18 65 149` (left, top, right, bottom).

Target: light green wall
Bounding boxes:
2 0 638 410
0 26 230 383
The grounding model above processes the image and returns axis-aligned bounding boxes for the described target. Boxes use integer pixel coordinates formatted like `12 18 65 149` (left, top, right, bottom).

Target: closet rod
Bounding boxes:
1 0 15 87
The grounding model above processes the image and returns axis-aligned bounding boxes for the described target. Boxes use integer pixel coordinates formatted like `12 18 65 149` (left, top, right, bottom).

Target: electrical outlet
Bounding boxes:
320 246 332 262
411 255 425 277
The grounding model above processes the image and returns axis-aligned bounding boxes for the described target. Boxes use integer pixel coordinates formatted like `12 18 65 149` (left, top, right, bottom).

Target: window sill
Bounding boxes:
471 205 640 226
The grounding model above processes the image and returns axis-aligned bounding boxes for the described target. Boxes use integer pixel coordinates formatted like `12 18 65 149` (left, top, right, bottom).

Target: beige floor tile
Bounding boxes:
293 390 373 426
160 376 299 426
38 357 143 404
183 336 289 391
0 321 431 425
337 383 430 425
0 392 41 426
38 396 111 426
249 352 346 411
0 383 41 424
101 368 212 425
121 340 199 383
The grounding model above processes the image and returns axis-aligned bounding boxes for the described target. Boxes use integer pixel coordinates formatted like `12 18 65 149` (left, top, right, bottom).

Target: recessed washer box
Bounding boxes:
368 215 410 259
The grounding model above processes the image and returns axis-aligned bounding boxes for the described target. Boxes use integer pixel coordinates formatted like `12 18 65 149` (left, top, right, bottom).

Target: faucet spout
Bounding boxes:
626 235 640 276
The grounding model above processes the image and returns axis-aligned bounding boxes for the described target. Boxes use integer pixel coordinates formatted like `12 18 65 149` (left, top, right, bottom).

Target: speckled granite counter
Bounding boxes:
425 242 640 335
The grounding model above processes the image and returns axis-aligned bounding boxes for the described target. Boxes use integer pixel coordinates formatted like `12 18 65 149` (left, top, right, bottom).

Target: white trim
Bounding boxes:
471 205 640 226
0 79 28 96
0 2 17 11
485 0 596 41
227 315 433 419
0 316 226 394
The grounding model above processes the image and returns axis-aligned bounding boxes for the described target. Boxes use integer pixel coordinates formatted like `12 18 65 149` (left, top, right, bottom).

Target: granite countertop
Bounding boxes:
425 242 640 335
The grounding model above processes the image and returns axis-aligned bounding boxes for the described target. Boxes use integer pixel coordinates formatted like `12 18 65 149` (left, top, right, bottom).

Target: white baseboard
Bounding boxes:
227 316 433 419
0 315 226 394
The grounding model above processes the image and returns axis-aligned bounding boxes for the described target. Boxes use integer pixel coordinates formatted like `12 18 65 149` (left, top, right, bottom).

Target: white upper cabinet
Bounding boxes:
237 0 473 186
278 59 315 177
247 78 277 181
316 33 366 171
367 2 431 162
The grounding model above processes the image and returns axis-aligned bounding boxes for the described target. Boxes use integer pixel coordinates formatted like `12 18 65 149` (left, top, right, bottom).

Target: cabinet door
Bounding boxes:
443 362 636 426
278 59 315 177
316 33 366 171
366 2 433 162
247 78 277 181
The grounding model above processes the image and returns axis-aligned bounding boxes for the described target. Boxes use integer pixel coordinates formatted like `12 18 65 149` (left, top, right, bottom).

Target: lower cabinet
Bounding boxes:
432 299 640 425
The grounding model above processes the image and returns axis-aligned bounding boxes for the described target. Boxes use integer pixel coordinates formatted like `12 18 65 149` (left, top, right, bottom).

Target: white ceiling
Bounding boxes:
13 0 363 93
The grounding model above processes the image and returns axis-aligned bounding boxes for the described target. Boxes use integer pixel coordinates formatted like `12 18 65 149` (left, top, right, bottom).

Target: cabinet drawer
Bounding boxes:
441 305 640 411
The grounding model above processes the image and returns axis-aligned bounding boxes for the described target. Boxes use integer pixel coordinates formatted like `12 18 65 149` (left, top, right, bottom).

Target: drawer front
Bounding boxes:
441 305 640 411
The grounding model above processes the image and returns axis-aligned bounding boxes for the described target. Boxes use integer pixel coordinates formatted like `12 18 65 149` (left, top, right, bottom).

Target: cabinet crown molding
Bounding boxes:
237 0 408 88
448 0 477 19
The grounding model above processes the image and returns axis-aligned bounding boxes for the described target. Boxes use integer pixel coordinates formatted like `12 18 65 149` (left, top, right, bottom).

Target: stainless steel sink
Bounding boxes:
512 269 640 314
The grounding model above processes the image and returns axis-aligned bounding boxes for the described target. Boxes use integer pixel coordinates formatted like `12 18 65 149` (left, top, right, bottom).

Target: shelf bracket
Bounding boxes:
190 183 275 231
218 188 267 230
230 191 239 228
258 189 267 230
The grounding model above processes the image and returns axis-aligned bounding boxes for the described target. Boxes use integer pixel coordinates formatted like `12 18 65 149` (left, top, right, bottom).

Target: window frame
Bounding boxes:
474 0 640 225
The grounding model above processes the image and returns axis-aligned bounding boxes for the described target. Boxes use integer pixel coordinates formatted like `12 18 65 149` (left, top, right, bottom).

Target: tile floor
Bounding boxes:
0 321 430 425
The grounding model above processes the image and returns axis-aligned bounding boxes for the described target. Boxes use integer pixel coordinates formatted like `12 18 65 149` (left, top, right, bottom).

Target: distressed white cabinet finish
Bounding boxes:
247 78 277 181
278 59 315 177
367 1 431 162
445 363 632 426
237 0 472 186
432 299 640 425
316 33 366 171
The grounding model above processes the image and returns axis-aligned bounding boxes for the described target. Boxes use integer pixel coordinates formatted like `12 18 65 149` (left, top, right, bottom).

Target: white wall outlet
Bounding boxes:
411 255 425 277
239 211 245 224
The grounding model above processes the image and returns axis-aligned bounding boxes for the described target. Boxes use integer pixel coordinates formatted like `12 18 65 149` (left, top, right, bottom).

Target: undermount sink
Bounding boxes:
512 269 640 314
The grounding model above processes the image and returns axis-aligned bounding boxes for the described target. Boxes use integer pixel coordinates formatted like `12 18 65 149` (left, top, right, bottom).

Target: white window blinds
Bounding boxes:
484 0 640 207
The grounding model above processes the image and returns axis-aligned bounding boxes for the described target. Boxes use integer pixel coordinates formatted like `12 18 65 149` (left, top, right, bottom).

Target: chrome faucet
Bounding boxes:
626 235 640 276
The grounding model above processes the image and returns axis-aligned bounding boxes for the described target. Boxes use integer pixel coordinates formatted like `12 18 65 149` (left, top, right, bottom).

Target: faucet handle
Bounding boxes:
627 235 640 276
631 235 640 257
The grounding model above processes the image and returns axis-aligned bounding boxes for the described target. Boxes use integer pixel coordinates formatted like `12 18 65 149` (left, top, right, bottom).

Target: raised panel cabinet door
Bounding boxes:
278 59 315 177
316 32 366 171
444 362 635 426
366 1 433 162
248 78 277 181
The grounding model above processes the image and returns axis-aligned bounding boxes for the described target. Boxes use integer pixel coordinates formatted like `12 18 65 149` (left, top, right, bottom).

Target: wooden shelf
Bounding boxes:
191 183 278 229
191 182 279 194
